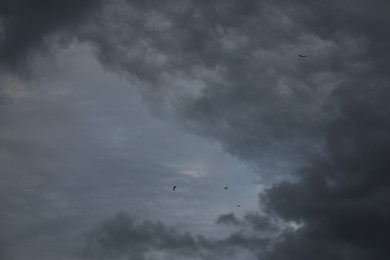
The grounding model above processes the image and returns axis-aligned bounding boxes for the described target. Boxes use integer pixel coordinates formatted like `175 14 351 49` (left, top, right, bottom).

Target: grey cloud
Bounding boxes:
76 0 390 259
2 0 390 259
82 212 270 260
216 213 241 226
0 49 262 259
255 0 390 257
261 81 390 259
0 0 102 73
82 212 200 259
75 0 342 172
243 212 280 233
216 212 279 233
82 211 285 260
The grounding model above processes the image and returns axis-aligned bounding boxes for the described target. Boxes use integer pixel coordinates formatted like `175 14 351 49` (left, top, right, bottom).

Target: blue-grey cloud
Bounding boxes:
0 0 102 73
2 0 390 259
82 212 271 260
76 1 390 259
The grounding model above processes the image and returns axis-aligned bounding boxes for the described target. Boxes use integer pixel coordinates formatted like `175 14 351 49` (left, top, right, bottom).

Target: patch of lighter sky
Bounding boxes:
1 42 271 259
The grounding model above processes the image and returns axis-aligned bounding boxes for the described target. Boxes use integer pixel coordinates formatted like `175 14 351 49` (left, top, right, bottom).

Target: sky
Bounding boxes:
1 0 390 259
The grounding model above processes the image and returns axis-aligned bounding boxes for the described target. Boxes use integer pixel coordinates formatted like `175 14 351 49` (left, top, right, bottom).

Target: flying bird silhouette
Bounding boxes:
172 186 176 191
298 55 307 58
237 204 240 207
224 186 228 190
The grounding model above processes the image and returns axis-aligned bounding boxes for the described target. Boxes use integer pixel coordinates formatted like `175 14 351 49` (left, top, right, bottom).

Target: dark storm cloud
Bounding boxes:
82 211 285 260
256 1 390 259
2 0 390 259
74 0 390 259
82 212 201 259
82 212 272 260
243 212 280 233
261 81 390 260
0 0 102 72
75 0 345 168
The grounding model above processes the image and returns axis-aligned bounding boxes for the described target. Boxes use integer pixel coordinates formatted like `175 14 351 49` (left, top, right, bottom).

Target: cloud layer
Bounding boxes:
0 0 102 72
77 1 390 259
82 212 275 260
2 0 390 259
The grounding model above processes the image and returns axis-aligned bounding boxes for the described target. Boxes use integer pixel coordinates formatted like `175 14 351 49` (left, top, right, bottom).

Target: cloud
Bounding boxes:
76 0 390 259
82 211 289 260
2 0 390 259
257 1 390 258
73 0 347 173
0 0 102 73
216 213 241 226
261 81 390 259
82 212 200 259
216 212 280 234
82 212 271 260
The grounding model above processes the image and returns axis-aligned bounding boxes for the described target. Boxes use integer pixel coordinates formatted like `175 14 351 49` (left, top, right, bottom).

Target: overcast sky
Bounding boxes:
1 1 390 260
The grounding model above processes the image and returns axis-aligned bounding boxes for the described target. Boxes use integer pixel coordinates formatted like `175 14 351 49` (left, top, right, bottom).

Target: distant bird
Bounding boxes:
237 204 240 207
298 55 307 58
224 186 228 190
173 186 176 191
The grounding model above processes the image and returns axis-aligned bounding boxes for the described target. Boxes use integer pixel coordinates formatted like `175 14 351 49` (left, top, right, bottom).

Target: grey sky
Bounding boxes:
0 43 262 259
1 0 390 259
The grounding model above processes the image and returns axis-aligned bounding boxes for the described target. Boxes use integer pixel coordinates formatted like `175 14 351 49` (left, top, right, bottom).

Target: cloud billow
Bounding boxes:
75 0 343 168
78 1 390 259
262 81 390 259
2 0 390 259
82 212 272 260
0 0 102 72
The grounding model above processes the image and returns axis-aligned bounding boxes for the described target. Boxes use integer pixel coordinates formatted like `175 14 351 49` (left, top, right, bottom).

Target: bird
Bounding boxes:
224 186 228 190
237 204 240 207
298 54 307 58
172 186 176 191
